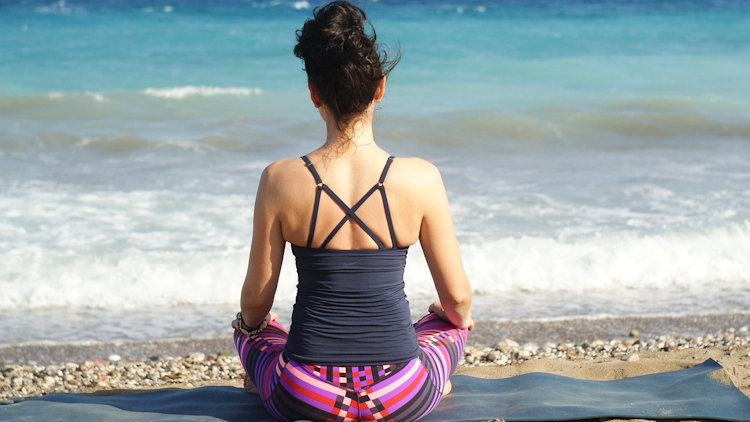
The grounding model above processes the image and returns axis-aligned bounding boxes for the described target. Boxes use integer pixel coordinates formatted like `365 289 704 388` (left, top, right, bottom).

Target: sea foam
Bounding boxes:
142 86 262 99
460 226 750 292
2 181 748 311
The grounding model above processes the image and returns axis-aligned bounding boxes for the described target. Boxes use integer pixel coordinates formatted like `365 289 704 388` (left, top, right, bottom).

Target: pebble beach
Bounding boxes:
3 315 749 406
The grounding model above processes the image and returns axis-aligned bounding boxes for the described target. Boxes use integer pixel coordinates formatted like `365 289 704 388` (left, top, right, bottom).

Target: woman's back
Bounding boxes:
263 149 440 250
274 149 421 364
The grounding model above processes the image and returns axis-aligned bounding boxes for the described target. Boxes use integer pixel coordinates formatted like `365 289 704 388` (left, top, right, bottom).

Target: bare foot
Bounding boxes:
442 379 452 396
244 374 259 395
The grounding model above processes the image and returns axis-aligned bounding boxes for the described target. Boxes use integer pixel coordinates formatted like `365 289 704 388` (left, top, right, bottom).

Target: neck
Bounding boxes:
322 114 376 154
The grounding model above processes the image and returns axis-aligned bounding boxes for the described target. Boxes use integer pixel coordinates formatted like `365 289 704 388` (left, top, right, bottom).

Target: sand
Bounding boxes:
457 346 750 397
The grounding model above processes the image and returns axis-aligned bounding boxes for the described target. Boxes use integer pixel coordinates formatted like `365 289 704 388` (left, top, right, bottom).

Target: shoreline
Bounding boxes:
1 314 749 403
2 312 748 366
2 329 748 404
468 311 750 347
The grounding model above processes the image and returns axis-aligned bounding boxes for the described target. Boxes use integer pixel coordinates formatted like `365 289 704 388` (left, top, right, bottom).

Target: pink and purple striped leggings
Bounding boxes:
234 313 467 421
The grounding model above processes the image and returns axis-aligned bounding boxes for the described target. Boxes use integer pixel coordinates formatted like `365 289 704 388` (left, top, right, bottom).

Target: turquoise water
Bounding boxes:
1 0 749 345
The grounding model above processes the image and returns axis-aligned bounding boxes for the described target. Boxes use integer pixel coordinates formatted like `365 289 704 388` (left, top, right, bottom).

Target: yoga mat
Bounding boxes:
2 359 748 421
423 359 750 421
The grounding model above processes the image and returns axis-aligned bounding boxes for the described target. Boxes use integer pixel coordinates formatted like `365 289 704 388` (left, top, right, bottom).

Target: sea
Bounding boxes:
1 0 749 347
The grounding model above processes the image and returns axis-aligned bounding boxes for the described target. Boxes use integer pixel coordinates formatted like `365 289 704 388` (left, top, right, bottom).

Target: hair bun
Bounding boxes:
294 1 400 129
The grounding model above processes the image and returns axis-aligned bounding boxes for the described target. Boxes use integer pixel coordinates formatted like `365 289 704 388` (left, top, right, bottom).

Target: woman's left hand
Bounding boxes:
429 302 474 331
428 301 448 321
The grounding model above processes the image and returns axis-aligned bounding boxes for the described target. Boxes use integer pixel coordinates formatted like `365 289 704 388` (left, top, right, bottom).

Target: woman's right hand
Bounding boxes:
429 301 474 331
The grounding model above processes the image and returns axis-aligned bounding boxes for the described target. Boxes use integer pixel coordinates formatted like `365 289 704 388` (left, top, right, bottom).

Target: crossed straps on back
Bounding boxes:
301 155 397 249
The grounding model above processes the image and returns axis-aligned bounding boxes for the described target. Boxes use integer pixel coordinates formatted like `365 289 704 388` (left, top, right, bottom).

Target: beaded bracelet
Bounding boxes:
234 312 269 336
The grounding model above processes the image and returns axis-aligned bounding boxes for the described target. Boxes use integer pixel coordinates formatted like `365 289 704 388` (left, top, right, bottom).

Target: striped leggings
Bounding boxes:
234 313 467 421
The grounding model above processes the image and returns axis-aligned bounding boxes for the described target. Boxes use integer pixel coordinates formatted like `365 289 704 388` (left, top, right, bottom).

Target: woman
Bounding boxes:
233 2 473 420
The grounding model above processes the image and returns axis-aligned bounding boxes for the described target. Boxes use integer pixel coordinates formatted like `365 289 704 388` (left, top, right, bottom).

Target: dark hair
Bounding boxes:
294 1 399 129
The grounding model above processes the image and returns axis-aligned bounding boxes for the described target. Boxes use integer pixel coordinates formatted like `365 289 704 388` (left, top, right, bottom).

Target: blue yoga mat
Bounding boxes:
2 359 749 421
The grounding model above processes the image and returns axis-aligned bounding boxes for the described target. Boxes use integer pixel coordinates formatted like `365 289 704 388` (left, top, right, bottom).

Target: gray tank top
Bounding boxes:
283 156 419 364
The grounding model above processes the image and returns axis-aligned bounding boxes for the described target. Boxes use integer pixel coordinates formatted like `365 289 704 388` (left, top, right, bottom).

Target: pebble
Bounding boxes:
622 353 640 362
187 352 206 362
495 339 519 352
108 354 121 363
517 349 533 360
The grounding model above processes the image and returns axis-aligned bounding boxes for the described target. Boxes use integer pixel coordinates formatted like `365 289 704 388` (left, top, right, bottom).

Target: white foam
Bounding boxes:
400 229 750 321
142 86 262 99
85 91 107 102
2 184 749 343
2 180 749 311
292 1 310 10
0 245 301 313
0 187 255 310
35 0 74 15
459 225 750 293
1 250 243 309
43 91 107 102
397 225 750 302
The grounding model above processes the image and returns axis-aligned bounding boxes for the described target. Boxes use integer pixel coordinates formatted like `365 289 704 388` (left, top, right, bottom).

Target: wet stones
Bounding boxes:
0 352 245 401
2 327 749 402
460 328 750 368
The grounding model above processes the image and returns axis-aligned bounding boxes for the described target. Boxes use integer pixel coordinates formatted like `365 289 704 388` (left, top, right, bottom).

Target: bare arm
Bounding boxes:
418 163 473 330
239 165 286 327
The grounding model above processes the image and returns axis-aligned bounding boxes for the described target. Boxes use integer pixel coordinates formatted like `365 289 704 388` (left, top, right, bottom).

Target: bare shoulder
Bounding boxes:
255 157 310 209
387 157 447 225
390 157 444 190
260 157 306 188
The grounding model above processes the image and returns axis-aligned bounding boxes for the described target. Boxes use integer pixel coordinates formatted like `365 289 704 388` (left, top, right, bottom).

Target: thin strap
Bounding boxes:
299 155 397 249
378 156 397 248
320 185 385 249
320 185 383 249
301 155 322 184
379 186 397 248
378 156 395 184
301 156 323 248
307 186 322 248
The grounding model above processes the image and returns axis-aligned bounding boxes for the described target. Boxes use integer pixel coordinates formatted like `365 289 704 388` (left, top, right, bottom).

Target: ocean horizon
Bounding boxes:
1 0 749 346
